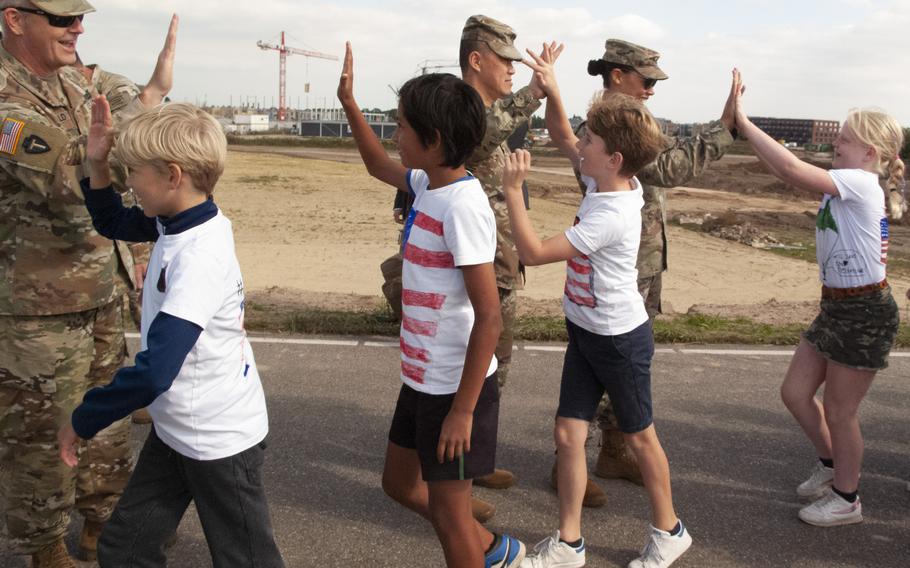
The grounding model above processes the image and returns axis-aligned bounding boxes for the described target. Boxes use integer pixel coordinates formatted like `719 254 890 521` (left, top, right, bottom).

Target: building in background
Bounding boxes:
297 108 397 139
748 117 840 146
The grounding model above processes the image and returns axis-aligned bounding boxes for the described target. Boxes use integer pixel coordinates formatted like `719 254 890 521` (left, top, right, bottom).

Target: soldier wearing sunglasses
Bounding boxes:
544 39 738 503
0 2 177 566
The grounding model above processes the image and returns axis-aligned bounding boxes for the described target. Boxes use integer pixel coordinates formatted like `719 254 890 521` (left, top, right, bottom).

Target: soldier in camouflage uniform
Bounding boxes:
458 16 546 504
0 3 175 565
539 39 736 497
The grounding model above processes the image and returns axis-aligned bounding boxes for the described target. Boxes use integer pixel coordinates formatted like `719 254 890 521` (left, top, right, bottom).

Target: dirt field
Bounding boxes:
219 148 910 326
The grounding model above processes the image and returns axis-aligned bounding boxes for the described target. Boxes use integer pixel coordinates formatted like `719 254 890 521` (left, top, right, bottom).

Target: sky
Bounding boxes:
78 0 910 125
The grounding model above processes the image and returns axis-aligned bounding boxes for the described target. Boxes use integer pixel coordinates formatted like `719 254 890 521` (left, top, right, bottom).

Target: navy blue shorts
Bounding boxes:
388 373 499 482
557 319 654 433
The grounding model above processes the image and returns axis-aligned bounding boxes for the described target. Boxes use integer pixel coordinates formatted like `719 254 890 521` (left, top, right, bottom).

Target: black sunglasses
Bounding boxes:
632 70 658 90
13 7 84 28
601 66 659 90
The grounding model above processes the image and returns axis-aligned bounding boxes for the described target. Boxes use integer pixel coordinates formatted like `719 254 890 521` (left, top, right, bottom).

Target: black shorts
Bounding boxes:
558 319 654 434
388 373 499 482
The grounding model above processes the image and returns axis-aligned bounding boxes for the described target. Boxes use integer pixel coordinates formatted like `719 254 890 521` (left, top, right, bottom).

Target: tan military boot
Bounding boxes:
471 496 496 523
549 461 607 508
594 429 644 486
31 539 76 568
78 519 104 561
474 468 516 489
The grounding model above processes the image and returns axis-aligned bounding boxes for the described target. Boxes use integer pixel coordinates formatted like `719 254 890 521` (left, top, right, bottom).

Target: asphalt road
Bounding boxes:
2 338 908 567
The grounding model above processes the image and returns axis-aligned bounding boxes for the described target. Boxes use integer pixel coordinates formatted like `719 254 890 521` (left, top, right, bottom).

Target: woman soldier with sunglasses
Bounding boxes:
543 39 738 516
0 2 176 566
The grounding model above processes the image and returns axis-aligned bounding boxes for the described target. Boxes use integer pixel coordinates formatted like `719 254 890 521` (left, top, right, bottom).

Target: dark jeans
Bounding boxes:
98 428 284 568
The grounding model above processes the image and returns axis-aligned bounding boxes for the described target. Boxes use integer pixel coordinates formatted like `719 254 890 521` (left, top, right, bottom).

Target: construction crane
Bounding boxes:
257 32 338 121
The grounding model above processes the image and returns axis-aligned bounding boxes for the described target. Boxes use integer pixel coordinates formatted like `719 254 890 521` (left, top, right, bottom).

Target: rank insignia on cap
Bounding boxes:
23 135 50 155
0 118 25 155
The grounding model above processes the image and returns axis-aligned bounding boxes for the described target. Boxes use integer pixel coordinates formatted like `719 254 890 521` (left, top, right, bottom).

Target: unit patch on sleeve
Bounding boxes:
22 134 50 155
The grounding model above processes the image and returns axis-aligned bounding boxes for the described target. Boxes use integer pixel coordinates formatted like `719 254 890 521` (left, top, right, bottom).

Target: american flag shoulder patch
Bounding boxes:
0 118 25 155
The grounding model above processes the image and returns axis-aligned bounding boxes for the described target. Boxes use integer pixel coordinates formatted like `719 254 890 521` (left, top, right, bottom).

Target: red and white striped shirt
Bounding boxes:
399 169 497 395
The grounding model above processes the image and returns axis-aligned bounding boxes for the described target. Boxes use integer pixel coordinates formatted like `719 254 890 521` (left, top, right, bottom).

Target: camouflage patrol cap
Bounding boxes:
600 39 668 80
461 15 522 62
29 0 96 16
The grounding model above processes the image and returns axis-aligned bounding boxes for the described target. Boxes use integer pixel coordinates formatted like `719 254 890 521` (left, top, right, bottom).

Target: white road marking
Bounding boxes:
124 333 910 357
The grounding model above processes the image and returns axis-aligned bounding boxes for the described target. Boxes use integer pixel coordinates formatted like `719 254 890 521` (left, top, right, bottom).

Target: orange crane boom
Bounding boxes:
257 32 338 121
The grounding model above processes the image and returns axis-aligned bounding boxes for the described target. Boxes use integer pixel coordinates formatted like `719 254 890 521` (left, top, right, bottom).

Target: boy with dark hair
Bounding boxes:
337 42 523 568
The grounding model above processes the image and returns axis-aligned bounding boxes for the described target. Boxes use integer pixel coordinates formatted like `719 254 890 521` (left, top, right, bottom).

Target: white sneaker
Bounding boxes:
520 531 585 568
627 522 692 568
796 462 835 501
798 488 862 527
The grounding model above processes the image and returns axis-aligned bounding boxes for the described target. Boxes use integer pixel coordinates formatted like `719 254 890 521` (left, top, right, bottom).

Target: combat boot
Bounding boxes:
78 519 104 561
31 539 76 568
549 461 607 508
594 429 643 486
472 496 496 523
474 468 516 489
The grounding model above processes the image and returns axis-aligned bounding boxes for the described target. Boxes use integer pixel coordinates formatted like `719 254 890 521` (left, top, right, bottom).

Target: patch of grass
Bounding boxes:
244 303 910 347
228 135 395 150
237 175 282 184
653 313 804 345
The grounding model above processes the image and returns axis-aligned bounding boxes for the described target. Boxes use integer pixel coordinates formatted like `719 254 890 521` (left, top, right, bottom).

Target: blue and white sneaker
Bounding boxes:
486 533 526 568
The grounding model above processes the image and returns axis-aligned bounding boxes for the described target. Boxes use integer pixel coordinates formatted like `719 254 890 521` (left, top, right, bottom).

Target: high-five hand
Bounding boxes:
337 41 355 106
140 14 179 106
526 41 564 99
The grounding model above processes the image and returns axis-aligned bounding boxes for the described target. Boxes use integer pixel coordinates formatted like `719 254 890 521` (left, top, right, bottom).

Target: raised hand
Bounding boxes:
502 149 532 194
337 41 355 106
526 41 564 99
87 95 114 165
731 68 747 128
139 14 178 106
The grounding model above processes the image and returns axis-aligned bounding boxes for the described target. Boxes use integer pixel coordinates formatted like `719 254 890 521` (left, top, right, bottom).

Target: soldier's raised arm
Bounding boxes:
637 72 738 188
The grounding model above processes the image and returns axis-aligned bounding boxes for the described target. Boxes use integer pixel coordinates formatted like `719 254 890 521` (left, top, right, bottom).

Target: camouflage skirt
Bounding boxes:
803 287 899 370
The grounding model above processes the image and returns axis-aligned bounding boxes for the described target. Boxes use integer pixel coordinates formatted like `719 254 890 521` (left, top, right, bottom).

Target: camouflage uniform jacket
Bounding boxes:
87 65 150 292
0 45 118 315
466 86 541 290
574 119 734 278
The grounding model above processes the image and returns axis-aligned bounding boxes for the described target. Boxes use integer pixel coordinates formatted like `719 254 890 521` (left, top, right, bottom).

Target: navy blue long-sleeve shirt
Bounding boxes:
72 179 218 439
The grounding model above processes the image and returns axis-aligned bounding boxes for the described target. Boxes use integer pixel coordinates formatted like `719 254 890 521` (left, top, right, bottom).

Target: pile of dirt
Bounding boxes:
675 211 784 249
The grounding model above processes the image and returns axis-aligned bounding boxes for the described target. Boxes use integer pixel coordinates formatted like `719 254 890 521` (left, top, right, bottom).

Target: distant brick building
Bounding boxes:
749 117 840 146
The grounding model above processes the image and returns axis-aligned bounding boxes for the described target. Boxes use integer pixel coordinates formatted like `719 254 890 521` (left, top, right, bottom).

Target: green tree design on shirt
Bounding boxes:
816 199 838 233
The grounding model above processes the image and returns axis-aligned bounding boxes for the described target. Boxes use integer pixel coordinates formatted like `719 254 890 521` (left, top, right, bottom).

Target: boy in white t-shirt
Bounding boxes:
503 94 691 568
337 43 524 568
57 100 284 567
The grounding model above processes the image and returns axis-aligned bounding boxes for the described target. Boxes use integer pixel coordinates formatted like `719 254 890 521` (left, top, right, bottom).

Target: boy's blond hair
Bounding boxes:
586 93 665 177
115 102 227 195
844 108 906 219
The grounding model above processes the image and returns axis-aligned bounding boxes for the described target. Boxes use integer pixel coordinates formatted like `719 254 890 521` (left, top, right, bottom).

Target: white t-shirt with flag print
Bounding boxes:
399 169 498 395
562 175 649 336
816 168 888 288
